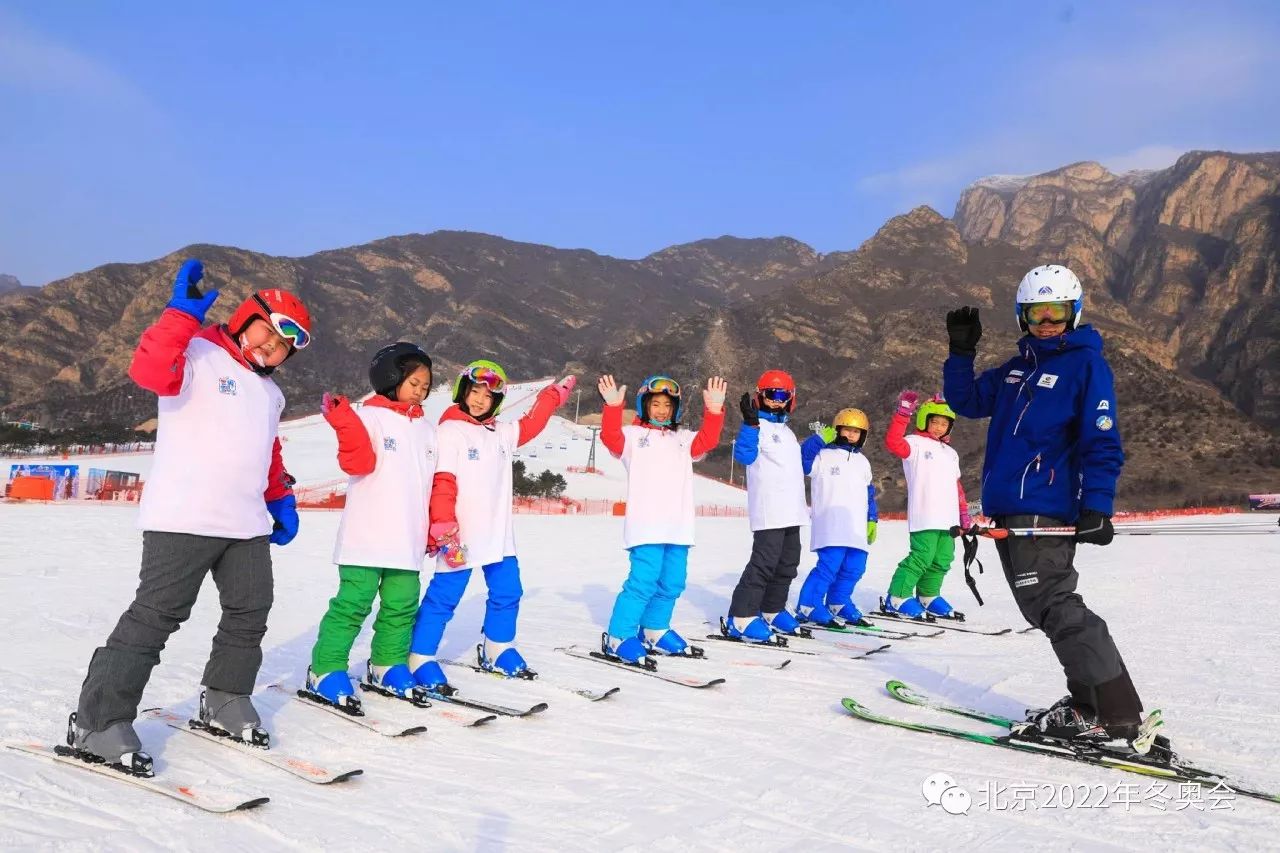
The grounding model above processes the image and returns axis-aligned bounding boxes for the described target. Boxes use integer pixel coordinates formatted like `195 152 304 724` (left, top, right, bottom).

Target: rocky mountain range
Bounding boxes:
0 275 27 298
1 150 1277 508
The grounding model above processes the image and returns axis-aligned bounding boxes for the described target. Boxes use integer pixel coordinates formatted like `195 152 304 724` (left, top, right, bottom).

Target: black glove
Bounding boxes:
739 392 759 426
1075 510 1114 546
946 306 982 357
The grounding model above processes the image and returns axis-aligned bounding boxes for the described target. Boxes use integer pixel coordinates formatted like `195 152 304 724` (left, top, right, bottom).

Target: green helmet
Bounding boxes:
916 395 956 435
452 359 508 419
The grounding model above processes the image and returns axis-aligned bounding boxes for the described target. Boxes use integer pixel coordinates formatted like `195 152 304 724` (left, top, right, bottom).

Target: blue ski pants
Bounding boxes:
606 544 689 639
409 556 523 656
796 546 868 612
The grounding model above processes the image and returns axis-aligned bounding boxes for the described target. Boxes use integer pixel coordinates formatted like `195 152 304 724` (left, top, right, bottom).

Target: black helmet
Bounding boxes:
369 342 432 400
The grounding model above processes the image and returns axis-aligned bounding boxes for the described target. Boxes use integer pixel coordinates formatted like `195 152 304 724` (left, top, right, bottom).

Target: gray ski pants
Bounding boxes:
76 531 273 731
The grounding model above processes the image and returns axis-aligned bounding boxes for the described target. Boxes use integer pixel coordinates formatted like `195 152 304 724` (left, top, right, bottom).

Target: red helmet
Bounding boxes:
227 289 313 373
756 369 796 412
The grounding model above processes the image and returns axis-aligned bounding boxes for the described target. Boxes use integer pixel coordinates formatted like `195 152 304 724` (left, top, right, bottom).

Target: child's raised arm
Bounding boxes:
322 393 375 476
597 375 627 457
884 390 919 460
689 376 727 459
517 376 576 446
129 260 218 396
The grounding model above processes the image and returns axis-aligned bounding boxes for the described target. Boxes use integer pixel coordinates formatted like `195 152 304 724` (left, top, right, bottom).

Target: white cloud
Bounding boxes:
0 9 152 110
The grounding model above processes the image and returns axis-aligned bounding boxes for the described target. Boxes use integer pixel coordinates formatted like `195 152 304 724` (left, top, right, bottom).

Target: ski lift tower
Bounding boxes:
585 426 601 474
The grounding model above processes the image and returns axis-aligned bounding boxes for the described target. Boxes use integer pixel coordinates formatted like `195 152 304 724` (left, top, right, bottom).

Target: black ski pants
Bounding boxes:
994 514 1141 727
729 526 802 618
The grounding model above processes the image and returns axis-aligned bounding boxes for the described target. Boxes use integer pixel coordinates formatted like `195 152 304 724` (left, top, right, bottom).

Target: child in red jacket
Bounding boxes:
70 259 311 776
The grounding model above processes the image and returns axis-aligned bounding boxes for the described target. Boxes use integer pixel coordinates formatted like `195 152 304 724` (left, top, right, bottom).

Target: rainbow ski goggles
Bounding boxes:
1021 301 1072 326
640 376 681 397
253 295 311 349
465 364 506 392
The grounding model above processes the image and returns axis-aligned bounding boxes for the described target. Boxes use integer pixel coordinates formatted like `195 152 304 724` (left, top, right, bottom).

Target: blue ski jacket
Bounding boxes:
942 325 1124 520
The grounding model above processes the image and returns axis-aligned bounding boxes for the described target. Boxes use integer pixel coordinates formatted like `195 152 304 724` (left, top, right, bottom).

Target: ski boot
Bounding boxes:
920 595 964 621
364 661 432 706
831 602 873 628
65 713 154 777
478 640 537 680
602 633 650 666
198 688 270 748
724 615 773 643
640 627 704 658
762 610 806 637
304 668 363 715
409 654 455 696
880 595 928 621
795 603 835 627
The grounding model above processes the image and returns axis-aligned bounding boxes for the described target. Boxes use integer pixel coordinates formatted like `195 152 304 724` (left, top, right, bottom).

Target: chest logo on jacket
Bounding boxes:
218 377 237 396
1037 374 1059 389
383 437 397 452
1096 416 1114 431
924 451 934 460
467 447 479 461
829 465 841 476
638 434 651 449
771 433 781 443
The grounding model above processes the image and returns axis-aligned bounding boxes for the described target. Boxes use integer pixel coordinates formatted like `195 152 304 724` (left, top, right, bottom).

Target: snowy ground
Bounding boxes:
1 504 1278 851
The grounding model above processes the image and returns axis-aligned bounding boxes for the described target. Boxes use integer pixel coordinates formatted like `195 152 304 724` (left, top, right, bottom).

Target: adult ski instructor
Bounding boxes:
941 264 1149 755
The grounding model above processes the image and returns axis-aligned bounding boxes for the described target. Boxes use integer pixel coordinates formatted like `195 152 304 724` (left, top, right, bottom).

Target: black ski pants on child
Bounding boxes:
993 514 1142 729
76 531 273 731
729 526 802 618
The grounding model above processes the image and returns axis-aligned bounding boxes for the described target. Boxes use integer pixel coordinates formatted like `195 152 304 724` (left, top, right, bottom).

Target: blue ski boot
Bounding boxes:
762 610 802 635
725 615 773 643
832 602 872 627
603 633 649 665
365 661 428 705
881 595 928 620
409 654 451 692
305 668 361 712
640 627 698 656
921 595 963 620
479 639 536 679
795 603 835 626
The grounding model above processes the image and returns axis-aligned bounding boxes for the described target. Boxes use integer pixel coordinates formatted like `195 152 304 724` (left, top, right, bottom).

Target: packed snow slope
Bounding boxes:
1 506 1278 851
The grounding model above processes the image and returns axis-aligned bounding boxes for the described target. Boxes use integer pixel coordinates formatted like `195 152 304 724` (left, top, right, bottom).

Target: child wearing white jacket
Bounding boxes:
597 373 726 664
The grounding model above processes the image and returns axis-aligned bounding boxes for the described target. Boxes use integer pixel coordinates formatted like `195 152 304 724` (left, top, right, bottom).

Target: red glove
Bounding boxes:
896 389 921 416
551 375 577 406
322 392 349 416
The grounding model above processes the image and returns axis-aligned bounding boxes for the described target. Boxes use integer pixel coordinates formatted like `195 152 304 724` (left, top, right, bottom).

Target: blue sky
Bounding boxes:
2 1 1279 285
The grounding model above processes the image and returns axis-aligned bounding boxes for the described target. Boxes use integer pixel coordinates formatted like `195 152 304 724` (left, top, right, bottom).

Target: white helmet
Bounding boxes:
1015 264 1083 331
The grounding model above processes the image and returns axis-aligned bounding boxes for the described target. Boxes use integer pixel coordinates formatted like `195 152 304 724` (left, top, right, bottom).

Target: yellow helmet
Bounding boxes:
832 408 869 449
833 408 869 430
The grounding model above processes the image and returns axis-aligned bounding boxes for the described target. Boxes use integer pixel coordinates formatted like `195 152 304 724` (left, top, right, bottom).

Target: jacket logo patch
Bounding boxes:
1096 416 1114 431
218 377 237 395
1007 370 1024 377
1036 374 1058 389
772 433 781 443
638 434 651 448
924 451 934 460
383 437 397 452
1097 400 1110 411
467 447 479 460
1005 375 1022 384
829 466 841 476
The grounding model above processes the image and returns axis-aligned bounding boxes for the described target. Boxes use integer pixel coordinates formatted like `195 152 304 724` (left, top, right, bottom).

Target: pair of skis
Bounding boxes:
843 680 1280 805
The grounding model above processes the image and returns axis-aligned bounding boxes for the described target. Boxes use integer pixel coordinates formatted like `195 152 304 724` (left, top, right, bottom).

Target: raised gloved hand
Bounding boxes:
321 392 350 417
1075 509 1114 546
703 376 727 413
820 424 836 444
867 520 878 544
597 375 626 407
428 521 466 567
738 392 759 426
266 494 299 546
896 389 921 417
166 258 219 323
946 306 982 357
550 375 577 406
